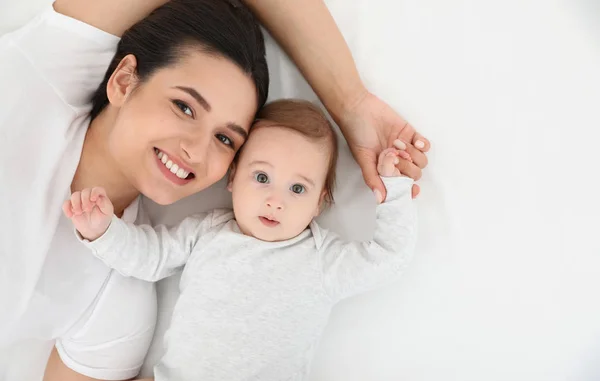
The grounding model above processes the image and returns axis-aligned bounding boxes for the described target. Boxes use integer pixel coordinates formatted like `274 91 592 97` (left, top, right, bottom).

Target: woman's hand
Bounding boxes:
340 91 430 202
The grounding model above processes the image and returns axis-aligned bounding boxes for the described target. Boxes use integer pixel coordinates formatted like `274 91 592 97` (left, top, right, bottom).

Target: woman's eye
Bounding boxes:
254 172 269 184
216 134 234 148
173 100 193 117
291 184 305 194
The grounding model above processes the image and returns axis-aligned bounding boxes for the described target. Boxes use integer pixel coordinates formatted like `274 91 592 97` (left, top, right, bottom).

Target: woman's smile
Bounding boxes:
153 148 196 185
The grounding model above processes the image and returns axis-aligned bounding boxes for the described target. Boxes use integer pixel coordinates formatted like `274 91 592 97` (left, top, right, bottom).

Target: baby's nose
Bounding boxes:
266 197 283 210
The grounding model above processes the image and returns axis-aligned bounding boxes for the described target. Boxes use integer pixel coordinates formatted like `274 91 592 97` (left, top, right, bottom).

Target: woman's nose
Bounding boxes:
179 137 210 177
180 135 210 163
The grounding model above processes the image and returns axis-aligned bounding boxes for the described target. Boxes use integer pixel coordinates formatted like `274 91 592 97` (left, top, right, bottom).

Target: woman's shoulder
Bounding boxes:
0 5 119 110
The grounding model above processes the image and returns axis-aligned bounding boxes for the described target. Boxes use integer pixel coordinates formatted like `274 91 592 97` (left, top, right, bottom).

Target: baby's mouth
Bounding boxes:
259 216 280 227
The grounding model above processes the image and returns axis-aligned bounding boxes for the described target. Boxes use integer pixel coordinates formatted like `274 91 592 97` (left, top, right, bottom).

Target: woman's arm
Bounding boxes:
53 0 167 37
242 0 430 199
242 0 365 125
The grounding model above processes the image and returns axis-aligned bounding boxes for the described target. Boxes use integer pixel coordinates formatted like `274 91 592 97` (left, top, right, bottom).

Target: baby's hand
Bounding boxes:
377 148 410 177
62 187 114 241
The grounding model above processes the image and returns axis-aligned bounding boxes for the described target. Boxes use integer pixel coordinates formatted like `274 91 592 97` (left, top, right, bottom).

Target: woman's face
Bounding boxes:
106 51 258 205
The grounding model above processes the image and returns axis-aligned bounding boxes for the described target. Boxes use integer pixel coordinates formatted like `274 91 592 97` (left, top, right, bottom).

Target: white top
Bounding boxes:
0 6 157 380
84 176 417 381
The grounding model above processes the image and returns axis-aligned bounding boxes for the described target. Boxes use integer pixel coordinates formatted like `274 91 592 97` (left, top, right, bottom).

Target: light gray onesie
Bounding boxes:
81 176 417 381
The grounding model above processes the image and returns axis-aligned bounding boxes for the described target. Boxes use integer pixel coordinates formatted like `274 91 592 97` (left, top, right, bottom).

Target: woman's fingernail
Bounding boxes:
373 189 383 204
415 140 425 149
393 139 407 150
393 157 400 165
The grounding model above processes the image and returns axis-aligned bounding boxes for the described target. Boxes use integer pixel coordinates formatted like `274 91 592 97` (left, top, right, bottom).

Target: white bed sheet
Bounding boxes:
2 1 600 380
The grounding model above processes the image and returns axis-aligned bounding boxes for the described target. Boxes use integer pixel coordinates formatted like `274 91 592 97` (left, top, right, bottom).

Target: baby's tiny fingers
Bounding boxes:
62 200 74 219
378 150 400 177
380 147 399 160
70 192 83 215
81 188 93 213
385 150 400 165
95 194 114 216
90 187 107 202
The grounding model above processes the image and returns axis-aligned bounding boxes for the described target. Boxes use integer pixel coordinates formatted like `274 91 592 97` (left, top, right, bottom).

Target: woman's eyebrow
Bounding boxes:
174 86 211 112
174 86 247 139
226 123 248 140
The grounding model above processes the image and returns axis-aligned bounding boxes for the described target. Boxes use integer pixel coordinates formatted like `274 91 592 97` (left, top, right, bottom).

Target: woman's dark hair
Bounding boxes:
90 0 269 120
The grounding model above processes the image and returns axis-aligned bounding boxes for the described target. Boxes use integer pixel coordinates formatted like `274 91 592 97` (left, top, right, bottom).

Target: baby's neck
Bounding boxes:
72 114 139 217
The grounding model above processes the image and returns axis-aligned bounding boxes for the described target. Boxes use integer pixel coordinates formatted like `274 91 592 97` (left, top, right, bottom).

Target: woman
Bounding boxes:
0 0 429 380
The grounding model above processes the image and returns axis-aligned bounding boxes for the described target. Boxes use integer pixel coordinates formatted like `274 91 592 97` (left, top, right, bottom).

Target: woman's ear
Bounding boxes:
106 54 138 107
227 163 237 192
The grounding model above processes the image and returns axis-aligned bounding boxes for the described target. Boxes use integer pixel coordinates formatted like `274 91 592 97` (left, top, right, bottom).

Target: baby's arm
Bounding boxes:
63 187 212 282
318 149 418 301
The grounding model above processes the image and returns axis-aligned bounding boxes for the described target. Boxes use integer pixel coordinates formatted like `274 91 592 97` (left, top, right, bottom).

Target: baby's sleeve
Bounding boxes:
317 177 418 301
80 212 219 282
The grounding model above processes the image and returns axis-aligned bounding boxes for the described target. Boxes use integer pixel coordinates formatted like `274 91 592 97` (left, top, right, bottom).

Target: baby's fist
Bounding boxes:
63 187 114 241
377 148 408 177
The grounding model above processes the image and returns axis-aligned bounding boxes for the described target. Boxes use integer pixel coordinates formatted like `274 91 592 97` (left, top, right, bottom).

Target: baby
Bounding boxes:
64 100 418 381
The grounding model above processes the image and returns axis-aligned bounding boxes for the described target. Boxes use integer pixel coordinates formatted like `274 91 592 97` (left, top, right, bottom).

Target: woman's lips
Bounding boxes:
154 151 194 186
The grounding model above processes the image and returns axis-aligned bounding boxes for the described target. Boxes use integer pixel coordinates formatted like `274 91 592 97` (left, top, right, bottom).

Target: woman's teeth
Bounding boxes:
155 149 190 179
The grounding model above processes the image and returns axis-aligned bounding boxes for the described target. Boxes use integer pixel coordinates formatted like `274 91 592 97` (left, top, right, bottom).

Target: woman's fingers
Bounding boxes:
397 150 412 162
393 129 429 199
393 139 428 169
404 144 428 169
412 132 431 152
411 183 421 198
395 158 422 181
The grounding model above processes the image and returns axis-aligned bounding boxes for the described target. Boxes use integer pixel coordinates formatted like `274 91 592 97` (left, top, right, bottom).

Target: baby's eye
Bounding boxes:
173 100 193 117
255 172 269 184
290 184 305 194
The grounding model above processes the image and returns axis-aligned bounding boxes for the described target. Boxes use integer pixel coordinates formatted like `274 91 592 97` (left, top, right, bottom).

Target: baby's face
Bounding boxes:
228 126 329 242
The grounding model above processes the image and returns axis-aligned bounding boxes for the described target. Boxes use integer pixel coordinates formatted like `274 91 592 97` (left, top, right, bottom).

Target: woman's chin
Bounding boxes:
140 185 183 206
151 195 179 206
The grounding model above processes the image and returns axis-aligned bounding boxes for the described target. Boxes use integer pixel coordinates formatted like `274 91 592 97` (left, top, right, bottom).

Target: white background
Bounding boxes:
1 1 600 380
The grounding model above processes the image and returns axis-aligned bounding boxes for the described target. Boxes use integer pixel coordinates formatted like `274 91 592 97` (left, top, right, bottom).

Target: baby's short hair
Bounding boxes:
242 99 339 206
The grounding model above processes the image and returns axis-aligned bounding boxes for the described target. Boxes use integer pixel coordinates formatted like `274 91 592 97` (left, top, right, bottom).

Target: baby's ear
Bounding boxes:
314 189 328 217
226 164 237 192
